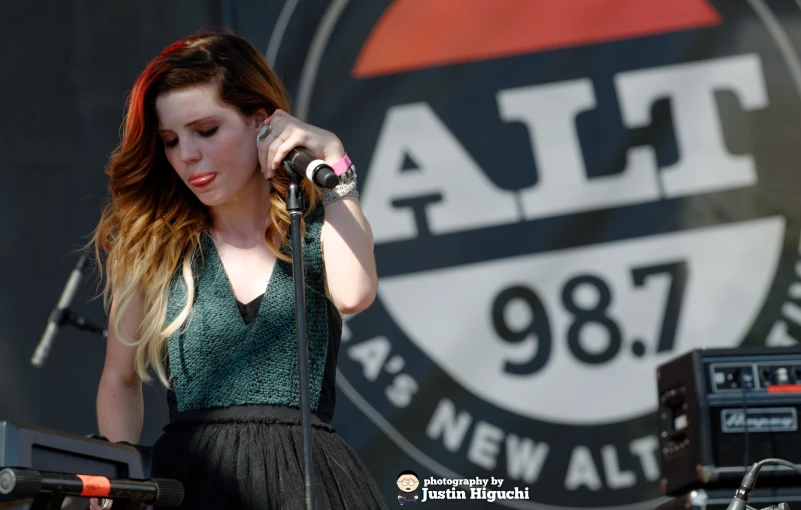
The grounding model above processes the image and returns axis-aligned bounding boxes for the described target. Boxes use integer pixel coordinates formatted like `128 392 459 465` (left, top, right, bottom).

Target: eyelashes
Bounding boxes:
162 126 219 148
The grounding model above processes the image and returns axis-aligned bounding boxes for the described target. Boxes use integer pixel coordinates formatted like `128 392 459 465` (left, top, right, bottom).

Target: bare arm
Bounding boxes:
321 196 377 315
96 289 145 444
255 109 377 314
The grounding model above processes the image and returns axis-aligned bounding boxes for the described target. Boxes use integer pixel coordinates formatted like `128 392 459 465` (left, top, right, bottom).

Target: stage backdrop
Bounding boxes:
257 0 801 508
4 1 801 509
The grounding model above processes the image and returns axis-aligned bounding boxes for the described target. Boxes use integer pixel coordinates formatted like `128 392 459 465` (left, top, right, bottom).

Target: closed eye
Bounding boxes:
161 126 216 149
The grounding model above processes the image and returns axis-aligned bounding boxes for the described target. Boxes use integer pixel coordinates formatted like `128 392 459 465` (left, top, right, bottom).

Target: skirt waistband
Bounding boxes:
169 404 331 426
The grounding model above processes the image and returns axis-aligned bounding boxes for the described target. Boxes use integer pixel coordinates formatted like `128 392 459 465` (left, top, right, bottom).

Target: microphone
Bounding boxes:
283 147 339 189
257 124 339 189
725 464 757 510
31 252 89 367
725 459 801 510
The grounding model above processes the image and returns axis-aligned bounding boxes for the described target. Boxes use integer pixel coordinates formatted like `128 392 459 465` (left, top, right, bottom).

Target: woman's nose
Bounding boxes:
179 139 201 164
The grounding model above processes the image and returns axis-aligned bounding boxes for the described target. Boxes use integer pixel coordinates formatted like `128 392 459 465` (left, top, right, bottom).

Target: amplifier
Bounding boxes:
657 347 801 497
0 421 149 509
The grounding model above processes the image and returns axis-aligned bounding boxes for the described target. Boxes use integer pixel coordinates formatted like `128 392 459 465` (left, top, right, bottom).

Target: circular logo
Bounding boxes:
270 0 801 507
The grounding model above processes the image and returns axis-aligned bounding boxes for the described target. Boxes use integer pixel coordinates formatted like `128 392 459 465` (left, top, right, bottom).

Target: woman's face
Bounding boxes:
155 83 263 206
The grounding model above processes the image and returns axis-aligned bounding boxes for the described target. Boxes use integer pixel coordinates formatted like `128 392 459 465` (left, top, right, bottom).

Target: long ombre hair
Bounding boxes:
93 30 319 387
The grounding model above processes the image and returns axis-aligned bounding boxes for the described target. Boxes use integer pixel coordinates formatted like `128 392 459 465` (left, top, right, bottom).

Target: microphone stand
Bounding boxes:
50 308 108 338
284 161 315 510
31 252 108 368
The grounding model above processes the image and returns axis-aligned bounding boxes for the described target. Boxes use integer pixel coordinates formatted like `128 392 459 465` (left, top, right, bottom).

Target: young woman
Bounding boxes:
90 30 387 509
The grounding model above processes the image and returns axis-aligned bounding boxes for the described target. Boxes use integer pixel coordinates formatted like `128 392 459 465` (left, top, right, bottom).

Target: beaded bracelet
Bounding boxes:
322 164 359 206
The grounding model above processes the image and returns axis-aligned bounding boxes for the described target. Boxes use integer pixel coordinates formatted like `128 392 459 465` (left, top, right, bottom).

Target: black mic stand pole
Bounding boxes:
284 161 315 510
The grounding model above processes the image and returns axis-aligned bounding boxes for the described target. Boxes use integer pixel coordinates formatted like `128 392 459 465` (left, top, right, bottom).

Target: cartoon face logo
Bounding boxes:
397 470 419 493
397 470 421 505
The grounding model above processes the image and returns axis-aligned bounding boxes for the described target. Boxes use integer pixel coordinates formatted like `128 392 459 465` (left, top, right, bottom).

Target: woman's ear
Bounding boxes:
253 108 269 128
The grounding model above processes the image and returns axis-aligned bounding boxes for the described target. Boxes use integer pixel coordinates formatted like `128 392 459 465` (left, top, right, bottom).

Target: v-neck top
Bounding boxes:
163 204 339 421
236 294 264 326
165 293 342 423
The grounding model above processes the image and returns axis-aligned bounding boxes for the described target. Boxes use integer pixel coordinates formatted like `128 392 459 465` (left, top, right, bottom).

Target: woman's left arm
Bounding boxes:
321 196 377 315
258 109 377 315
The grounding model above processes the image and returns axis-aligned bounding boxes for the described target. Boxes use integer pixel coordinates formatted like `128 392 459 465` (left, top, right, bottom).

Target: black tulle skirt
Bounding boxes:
150 405 390 509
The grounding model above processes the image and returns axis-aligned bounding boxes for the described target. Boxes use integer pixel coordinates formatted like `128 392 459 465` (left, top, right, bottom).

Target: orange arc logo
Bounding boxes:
353 0 722 78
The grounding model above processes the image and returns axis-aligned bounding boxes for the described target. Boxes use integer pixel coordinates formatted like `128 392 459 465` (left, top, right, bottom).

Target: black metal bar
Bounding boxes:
0 468 183 507
284 161 315 510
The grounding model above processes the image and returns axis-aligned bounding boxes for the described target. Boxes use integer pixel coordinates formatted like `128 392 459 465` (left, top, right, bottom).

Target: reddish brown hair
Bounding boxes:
92 30 318 385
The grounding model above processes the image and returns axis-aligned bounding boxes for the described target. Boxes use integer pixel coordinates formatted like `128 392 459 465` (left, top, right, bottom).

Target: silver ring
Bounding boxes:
98 498 110 509
258 123 272 142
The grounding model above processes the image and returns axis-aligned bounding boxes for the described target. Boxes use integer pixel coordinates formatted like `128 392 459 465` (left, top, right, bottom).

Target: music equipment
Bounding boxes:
655 487 801 510
0 421 161 509
256 125 338 189
0 467 182 509
657 347 801 496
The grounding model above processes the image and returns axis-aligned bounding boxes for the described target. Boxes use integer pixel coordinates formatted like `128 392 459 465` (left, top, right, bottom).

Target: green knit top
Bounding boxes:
164 204 331 413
